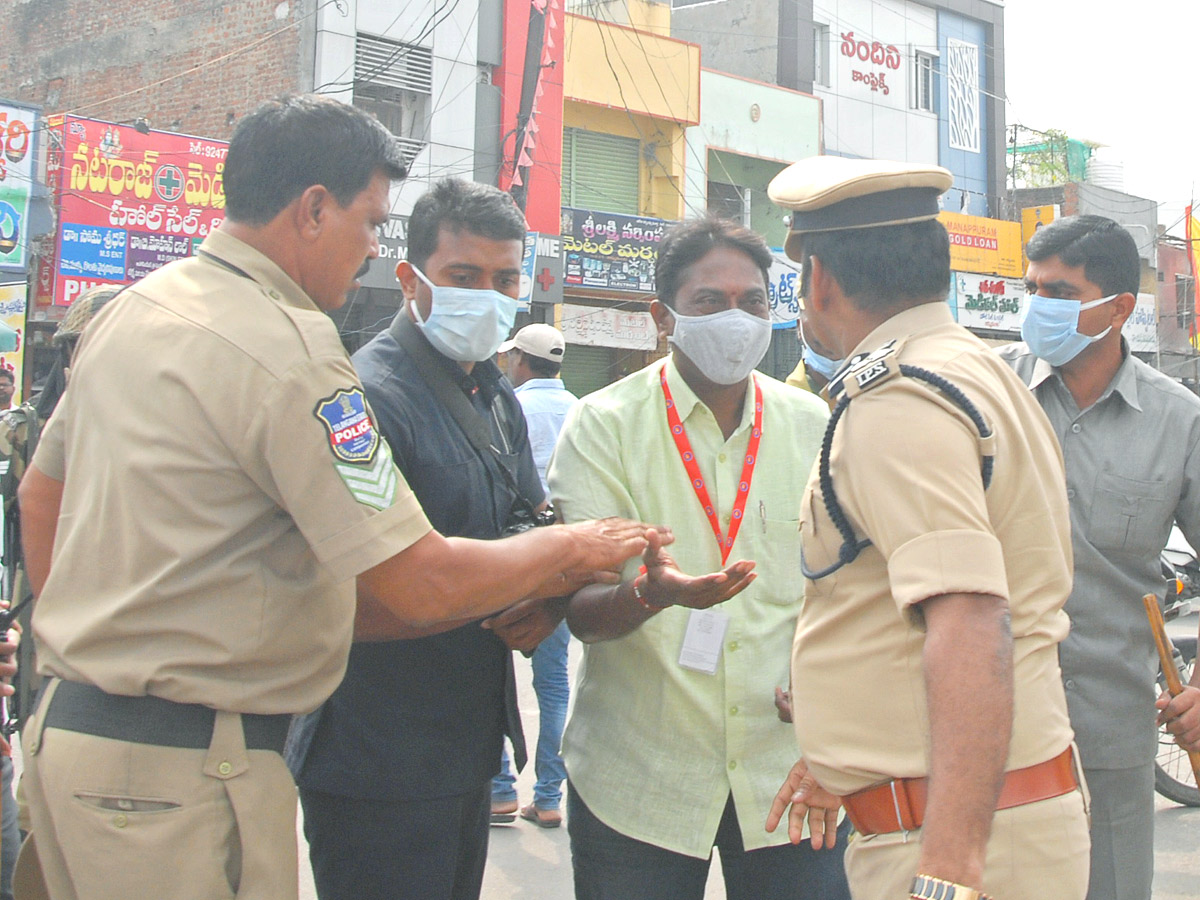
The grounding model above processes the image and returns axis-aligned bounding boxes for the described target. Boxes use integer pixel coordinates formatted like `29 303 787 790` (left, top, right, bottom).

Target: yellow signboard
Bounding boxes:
938 212 1023 278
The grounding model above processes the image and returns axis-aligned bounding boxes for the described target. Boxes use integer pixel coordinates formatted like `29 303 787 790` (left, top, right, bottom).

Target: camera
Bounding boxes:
502 503 557 536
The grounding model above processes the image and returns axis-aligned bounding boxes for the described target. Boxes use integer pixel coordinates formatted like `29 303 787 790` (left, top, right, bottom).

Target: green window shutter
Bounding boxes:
560 344 614 397
563 128 640 214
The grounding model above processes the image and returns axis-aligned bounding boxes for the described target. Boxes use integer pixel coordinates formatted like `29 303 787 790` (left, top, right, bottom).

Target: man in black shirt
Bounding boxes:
288 179 569 900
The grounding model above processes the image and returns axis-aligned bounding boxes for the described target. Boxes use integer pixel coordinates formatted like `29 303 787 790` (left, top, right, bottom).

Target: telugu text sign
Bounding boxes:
558 303 657 350
952 273 1025 332
560 207 666 294
47 116 227 305
0 282 27 403
0 103 37 271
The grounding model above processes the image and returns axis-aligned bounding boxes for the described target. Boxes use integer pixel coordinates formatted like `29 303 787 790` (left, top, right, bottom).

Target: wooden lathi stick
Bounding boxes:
1143 593 1200 786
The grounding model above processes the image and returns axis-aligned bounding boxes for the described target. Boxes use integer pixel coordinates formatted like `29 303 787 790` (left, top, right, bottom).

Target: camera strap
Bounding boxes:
391 313 540 520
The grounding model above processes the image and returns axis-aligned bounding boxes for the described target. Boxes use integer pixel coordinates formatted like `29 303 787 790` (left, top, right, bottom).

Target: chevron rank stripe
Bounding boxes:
334 441 399 510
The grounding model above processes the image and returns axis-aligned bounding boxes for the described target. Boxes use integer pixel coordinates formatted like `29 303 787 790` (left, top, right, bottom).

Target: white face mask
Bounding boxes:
666 306 773 385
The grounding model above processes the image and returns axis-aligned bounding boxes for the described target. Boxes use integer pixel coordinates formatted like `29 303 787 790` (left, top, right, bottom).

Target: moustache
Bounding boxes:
354 258 371 281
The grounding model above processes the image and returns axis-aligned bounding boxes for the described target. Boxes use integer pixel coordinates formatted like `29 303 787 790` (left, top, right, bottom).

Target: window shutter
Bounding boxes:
563 128 640 214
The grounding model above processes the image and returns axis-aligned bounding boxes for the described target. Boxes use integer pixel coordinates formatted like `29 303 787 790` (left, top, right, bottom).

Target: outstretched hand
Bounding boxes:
765 758 842 849
637 528 756 610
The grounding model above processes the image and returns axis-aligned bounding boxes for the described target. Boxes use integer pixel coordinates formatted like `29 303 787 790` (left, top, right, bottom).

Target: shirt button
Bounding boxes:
728 760 737 770
729 641 740 651
113 814 128 828
719 453 727 463
1071 423 1081 434
217 761 233 776
730 706 739 715
1066 489 1075 499
268 289 281 299
1065 679 1075 690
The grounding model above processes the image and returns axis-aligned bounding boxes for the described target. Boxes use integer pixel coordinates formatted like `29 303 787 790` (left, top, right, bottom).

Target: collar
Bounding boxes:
663 354 757 435
197 229 317 311
1030 339 1142 412
846 301 954 361
390 311 503 398
515 378 566 393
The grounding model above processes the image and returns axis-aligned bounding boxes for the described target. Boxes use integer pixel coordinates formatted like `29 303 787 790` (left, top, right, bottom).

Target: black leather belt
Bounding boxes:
39 680 290 754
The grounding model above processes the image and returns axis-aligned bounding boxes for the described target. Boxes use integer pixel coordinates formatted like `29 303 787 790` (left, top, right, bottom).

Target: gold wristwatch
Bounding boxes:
910 874 993 900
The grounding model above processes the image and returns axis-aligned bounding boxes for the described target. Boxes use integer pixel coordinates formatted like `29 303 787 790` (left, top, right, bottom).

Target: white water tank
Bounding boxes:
1086 147 1125 191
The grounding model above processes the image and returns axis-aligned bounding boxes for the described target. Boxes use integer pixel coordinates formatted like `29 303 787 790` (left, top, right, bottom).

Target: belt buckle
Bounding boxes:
889 780 911 843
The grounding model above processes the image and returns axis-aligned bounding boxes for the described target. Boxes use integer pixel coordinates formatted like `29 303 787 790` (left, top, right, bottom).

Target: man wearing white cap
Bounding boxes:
491 323 577 828
765 157 1090 900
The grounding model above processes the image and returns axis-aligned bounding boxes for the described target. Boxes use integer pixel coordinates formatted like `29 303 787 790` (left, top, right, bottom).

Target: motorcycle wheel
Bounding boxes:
1155 637 1200 807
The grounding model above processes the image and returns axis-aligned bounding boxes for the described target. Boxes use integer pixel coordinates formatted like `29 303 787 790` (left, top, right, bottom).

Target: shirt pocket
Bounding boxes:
754 516 805 606
1087 472 1172 555
797 491 841 601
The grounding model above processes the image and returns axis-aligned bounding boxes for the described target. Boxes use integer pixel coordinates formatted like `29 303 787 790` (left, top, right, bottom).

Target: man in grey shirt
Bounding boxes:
999 214 1200 900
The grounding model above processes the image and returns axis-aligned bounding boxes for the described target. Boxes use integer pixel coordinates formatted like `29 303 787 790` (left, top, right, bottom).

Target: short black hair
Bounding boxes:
1025 215 1140 297
655 216 772 307
520 350 561 378
0 369 13 385
406 178 527 271
223 95 406 225
798 219 950 312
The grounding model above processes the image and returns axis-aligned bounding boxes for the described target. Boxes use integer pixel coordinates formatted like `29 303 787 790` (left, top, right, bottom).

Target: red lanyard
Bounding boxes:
660 364 763 565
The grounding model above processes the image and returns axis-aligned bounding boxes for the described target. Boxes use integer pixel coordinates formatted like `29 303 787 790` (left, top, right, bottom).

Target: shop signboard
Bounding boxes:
360 215 408 290
0 102 38 272
0 282 27 403
952 272 1025 332
559 303 657 350
42 115 228 307
939 212 1023 279
767 251 802 327
1125 293 1158 354
560 207 666 294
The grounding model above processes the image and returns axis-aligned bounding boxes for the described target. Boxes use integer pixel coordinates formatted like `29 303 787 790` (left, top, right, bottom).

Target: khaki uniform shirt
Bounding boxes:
552 357 829 856
31 229 431 715
792 302 1076 796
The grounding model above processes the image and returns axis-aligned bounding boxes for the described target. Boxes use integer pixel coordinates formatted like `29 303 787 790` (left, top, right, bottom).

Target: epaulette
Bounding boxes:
827 340 902 402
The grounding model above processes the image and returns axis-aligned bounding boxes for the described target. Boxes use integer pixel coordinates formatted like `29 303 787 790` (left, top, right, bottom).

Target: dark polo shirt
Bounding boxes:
287 313 541 800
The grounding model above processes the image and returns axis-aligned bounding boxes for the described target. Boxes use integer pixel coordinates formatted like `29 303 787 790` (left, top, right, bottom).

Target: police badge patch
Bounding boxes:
314 388 380 464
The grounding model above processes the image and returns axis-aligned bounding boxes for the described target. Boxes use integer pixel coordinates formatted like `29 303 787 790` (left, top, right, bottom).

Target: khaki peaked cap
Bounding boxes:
769 156 953 260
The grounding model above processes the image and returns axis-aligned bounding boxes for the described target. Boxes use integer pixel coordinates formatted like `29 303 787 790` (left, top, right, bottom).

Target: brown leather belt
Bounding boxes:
842 747 1078 836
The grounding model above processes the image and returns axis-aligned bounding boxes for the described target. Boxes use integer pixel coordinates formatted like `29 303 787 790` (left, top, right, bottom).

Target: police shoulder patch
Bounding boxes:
314 387 379 464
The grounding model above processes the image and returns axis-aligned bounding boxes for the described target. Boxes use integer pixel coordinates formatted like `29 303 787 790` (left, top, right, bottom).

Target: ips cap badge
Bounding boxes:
315 388 379 464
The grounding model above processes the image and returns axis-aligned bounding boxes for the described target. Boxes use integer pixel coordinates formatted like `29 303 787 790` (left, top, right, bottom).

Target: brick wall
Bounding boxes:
0 0 314 141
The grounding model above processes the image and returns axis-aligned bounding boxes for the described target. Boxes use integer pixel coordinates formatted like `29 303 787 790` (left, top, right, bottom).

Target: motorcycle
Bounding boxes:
1154 526 1200 806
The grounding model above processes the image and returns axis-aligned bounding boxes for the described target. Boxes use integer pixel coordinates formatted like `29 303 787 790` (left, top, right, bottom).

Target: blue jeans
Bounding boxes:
568 783 851 900
492 621 569 810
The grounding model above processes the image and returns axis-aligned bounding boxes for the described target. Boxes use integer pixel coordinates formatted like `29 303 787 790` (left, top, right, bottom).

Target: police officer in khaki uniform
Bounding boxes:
14 95 653 900
764 157 1090 900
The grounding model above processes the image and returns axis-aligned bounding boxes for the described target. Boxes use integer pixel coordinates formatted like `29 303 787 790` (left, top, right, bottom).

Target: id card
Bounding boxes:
678 608 731 675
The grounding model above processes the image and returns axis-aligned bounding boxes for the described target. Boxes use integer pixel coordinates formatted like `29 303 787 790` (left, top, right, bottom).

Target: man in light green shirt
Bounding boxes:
549 217 847 900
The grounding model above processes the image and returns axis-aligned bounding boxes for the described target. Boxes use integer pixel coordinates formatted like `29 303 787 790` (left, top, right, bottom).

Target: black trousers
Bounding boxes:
300 780 491 900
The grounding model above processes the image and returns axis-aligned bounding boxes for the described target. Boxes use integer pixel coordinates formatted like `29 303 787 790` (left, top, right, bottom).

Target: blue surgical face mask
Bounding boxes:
798 321 844 381
1020 293 1117 367
410 265 519 362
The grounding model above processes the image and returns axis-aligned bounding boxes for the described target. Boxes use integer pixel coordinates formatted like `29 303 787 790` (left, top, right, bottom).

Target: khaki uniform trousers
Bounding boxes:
843 790 1091 900
15 680 298 900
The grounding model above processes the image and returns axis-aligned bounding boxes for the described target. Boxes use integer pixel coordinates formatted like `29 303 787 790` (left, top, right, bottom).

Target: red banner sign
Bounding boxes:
42 116 227 307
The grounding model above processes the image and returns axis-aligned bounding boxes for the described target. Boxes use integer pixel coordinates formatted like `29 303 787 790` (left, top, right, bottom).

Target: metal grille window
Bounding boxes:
912 51 935 112
707 181 750 226
1178 275 1195 331
813 23 831 88
354 33 433 168
947 38 980 152
563 128 641 214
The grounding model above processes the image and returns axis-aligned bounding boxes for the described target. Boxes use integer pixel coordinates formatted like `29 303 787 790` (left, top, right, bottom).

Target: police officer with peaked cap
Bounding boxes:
763 157 1090 900
13 95 654 900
